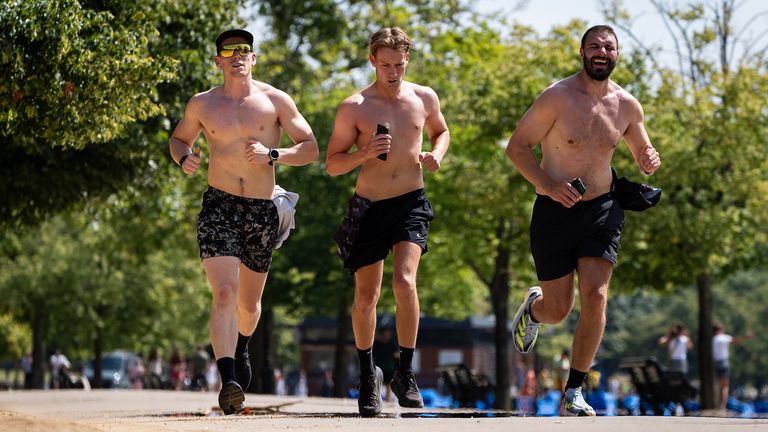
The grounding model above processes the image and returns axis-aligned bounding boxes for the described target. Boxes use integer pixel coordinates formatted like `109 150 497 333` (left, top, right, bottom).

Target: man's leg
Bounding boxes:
560 257 611 417
572 257 611 373
232 265 269 391
202 256 245 414
530 273 576 324
389 241 424 408
352 261 384 417
391 241 421 348
512 272 575 354
719 376 729 409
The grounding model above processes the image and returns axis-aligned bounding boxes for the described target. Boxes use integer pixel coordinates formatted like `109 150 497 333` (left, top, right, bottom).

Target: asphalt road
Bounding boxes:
1 390 766 432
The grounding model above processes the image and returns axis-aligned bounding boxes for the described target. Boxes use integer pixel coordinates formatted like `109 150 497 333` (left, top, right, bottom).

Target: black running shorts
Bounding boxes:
197 186 279 273
334 189 433 274
530 192 624 281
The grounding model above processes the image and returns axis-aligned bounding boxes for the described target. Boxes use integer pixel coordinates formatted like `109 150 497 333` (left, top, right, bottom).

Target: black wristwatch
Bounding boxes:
268 149 279 166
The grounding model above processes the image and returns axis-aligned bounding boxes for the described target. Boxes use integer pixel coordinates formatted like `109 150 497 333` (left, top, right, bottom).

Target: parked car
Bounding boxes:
83 350 139 389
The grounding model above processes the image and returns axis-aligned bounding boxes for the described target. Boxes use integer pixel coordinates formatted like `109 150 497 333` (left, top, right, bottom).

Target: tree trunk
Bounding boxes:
92 326 104 389
250 307 275 394
30 310 46 389
697 273 715 410
492 277 510 410
332 292 350 398
491 217 512 410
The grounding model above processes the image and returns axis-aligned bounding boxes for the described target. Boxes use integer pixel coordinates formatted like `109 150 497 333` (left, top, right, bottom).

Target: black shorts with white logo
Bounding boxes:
334 188 433 274
197 186 279 273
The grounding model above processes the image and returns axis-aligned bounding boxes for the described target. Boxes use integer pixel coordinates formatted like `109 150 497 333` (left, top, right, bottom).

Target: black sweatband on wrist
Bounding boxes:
179 154 190 167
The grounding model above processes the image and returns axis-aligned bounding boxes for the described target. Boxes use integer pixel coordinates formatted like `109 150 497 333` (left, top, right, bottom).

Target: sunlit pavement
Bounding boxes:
1 390 766 432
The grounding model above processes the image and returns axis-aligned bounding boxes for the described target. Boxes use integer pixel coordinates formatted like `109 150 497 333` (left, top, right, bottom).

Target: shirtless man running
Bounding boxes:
506 25 661 416
326 27 449 417
169 29 318 414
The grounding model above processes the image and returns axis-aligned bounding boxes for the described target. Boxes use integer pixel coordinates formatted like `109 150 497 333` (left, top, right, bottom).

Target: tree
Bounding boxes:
604 0 768 409
0 0 246 230
0 173 213 388
0 0 246 386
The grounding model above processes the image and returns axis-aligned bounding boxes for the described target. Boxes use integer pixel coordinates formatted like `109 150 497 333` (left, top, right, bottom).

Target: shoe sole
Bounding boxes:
512 287 541 354
219 383 245 415
359 368 384 417
564 410 596 417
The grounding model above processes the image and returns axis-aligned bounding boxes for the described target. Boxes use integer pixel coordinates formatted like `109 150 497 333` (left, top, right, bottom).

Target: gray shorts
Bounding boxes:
668 359 688 374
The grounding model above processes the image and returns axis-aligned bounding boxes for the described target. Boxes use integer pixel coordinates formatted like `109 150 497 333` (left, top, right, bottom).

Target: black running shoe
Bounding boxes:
358 366 383 417
235 351 251 390
218 380 245 415
391 370 424 408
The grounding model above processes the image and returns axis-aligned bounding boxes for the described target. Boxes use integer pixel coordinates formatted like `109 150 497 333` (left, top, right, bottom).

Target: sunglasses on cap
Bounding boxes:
219 43 253 57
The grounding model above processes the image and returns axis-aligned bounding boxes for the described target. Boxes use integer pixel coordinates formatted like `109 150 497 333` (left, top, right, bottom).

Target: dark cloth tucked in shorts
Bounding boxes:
197 186 279 273
334 188 433 274
530 192 624 281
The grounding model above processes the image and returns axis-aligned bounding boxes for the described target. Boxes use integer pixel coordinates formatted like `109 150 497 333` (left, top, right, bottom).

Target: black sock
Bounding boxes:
399 346 415 373
357 347 374 376
217 357 235 384
565 368 587 390
236 332 251 357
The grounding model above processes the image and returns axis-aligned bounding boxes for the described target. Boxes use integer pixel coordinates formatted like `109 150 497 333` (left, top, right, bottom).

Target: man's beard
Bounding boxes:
583 56 616 81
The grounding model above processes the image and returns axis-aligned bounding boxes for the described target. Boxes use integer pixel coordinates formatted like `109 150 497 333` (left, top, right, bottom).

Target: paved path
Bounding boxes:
1 390 766 432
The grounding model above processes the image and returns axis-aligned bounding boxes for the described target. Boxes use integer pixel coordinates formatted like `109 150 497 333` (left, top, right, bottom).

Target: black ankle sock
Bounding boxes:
399 346 415 373
236 332 252 357
217 357 235 384
565 368 587 390
357 347 374 376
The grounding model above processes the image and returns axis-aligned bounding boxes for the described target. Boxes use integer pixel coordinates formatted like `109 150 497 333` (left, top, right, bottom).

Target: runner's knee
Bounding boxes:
392 273 417 299
210 281 238 306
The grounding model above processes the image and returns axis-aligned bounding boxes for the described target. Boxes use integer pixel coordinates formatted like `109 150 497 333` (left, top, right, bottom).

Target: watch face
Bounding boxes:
269 149 279 159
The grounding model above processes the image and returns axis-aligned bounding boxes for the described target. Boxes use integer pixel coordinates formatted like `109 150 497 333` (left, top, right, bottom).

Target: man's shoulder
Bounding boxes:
533 78 571 107
254 80 291 101
190 87 214 100
407 81 438 97
337 90 367 114
611 83 643 115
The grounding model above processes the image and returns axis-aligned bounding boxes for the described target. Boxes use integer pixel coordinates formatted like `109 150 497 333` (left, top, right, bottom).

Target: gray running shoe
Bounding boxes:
562 387 596 416
391 370 424 408
358 366 383 417
512 286 543 353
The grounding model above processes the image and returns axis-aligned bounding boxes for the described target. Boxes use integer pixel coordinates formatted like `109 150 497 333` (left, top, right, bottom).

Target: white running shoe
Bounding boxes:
512 286 543 353
562 387 596 416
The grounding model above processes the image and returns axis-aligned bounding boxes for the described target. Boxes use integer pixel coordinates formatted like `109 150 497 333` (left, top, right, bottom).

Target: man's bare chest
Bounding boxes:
357 99 427 140
553 99 627 149
200 96 279 139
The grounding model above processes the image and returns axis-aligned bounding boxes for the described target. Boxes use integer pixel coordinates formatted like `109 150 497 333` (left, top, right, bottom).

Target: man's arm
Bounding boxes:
420 87 449 173
506 86 581 207
270 90 319 166
326 98 389 176
623 96 661 175
169 95 204 176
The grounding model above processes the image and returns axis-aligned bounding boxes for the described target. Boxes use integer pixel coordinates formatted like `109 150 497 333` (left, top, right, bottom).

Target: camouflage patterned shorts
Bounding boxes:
197 187 279 273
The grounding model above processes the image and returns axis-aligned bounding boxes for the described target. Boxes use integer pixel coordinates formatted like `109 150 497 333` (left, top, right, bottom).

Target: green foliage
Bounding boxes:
0 314 31 359
611 18 768 293
0 0 175 150
0 0 244 230
0 173 212 361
